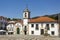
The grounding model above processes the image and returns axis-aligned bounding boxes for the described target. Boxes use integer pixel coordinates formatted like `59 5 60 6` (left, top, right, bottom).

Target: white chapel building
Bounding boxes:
6 8 59 36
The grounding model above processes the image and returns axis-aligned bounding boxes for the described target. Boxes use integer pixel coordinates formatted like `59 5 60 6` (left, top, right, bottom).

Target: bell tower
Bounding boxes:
23 8 30 19
23 7 30 35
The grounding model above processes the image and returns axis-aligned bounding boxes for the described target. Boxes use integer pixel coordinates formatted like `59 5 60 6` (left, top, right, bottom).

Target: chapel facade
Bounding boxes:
6 8 59 36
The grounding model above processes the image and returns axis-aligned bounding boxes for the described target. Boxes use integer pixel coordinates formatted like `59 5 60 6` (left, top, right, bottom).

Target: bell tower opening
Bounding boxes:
25 13 27 18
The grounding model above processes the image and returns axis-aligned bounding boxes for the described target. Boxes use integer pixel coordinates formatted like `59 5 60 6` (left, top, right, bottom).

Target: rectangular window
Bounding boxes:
31 31 34 34
51 24 54 27
31 24 34 27
46 24 49 30
51 31 54 35
36 24 39 30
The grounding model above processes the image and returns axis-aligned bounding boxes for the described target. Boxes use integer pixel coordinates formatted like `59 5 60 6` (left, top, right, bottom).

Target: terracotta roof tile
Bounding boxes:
16 20 23 24
29 16 56 23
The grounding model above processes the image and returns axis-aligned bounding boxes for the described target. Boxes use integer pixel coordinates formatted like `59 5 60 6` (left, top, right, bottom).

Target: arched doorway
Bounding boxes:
17 28 20 34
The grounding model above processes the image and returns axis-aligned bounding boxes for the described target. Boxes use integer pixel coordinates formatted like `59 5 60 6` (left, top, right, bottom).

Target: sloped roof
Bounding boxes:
8 19 23 24
23 7 30 13
7 16 57 24
29 16 56 23
0 16 8 23
8 21 16 24
16 19 23 24
0 16 7 20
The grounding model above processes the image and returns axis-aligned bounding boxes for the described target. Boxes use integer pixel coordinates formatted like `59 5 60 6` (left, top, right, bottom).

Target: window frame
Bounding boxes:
31 24 34 28
51 24 54 27
31 31 34 34
35 24 39 30
51 31 55 35
46 24 50 30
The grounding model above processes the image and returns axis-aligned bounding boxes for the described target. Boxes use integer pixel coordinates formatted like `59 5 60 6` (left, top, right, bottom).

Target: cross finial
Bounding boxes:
23 4 30 13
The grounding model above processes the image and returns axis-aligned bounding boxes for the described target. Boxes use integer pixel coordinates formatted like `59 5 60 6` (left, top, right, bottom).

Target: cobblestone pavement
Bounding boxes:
0 35 60 40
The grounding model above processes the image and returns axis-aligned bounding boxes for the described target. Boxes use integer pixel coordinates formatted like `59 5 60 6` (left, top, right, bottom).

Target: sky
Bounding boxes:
0 0 60 19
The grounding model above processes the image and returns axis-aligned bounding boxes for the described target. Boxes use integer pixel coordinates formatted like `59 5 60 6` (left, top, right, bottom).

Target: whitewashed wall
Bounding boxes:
28 23 59 36
48 23 59 36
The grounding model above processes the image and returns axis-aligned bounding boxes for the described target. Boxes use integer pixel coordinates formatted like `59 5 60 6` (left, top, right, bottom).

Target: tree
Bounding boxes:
7 18 11 21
